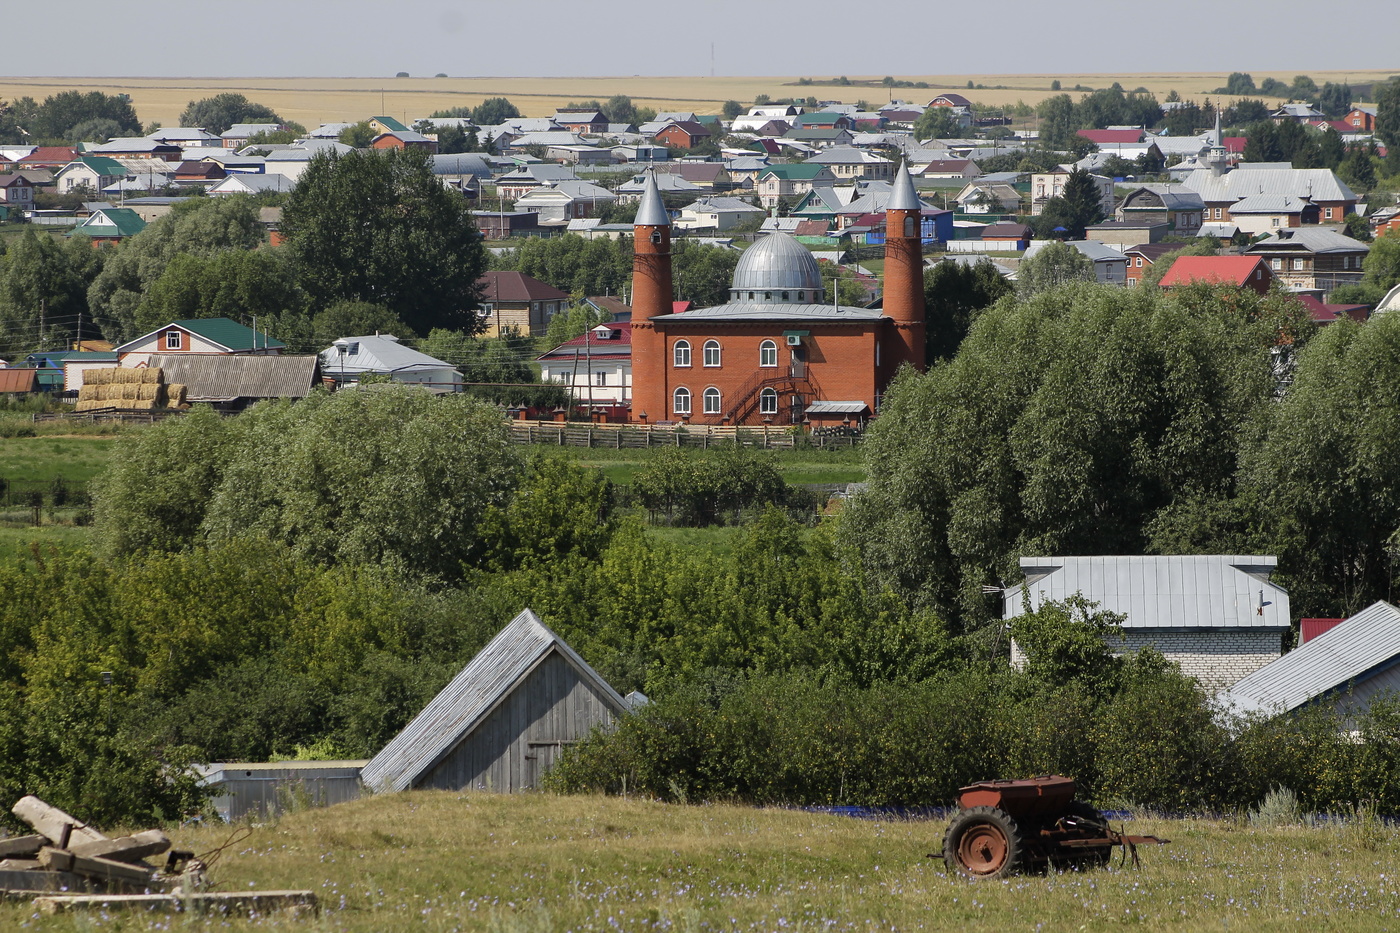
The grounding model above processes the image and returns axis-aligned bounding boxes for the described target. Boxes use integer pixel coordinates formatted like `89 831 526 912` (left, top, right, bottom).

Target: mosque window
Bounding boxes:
759 388 778 415
673 340 691 367
782 291 790 300
759 340 778 367
703 340 721 367
703 387 721 414
673 387 691 415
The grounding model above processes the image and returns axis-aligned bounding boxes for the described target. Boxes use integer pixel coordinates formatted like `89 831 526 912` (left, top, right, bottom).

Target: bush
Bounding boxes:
631 444 790 526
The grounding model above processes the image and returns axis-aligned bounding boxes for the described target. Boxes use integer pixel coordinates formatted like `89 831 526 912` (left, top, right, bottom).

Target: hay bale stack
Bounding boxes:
136 384 159 402
165 384 187 407
142 367 163 385
87 368 113 387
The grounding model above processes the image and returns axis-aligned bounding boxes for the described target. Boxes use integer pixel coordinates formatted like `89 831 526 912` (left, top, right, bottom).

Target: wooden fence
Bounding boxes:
508 422 862 450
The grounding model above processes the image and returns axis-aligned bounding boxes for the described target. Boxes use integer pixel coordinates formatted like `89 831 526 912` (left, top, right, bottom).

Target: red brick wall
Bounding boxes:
629 222 673 423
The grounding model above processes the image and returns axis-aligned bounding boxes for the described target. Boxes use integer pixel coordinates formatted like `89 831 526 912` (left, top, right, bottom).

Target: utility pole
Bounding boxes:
38 299 46 351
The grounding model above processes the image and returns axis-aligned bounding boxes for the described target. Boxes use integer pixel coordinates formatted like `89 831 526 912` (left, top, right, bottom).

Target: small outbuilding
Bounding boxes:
148 353 323 409
195 760 368 822
361 609 627 794
1218 601 1400 721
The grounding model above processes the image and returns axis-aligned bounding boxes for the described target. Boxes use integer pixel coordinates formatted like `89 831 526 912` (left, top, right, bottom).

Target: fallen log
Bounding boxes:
71 829 170 864
11 797 105 846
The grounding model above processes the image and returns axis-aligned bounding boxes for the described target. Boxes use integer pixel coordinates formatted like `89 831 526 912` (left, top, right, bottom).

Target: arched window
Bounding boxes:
748 291 755 300
798 291 805 301
703 339 721 367
904 215 917 237
781 291 790 301
673 340 691 367
703 387 722 414
759 387 778 415
759 340 778 367
672 387 691 415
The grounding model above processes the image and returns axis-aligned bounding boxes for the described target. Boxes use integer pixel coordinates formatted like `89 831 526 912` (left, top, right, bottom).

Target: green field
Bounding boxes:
0 435 121 484
555 444 866 486
4 790 1394 932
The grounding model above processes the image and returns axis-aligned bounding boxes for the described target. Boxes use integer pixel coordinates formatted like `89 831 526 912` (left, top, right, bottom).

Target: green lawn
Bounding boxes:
0 523 94 559
4 791 1395 932
546 444 866 486
0 435 121 484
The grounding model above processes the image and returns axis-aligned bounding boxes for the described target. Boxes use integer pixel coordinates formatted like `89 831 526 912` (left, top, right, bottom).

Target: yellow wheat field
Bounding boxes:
1 70 1394 127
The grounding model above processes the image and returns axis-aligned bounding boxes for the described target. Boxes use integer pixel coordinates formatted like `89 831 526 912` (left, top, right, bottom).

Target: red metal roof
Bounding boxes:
1077 129 1145 144
1158 255 1269 288
1297 294 1369 324
671 301 692 314
19 146 78 165
476 271 570 302
1224 137 1247 154
559 321 631 348
794 220 830 236
0 368 39 393
1301 618 1345 643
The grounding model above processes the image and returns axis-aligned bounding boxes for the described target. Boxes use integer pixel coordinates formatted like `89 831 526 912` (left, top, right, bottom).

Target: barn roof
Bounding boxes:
361 609 627 792
1219 601 1400 715
148 354 322 402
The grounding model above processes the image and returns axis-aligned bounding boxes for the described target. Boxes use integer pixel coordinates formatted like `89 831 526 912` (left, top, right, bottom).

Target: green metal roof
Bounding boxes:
79 207 146 237
76 156 127 176
372 115 409 132
175 318 286 351
760 164 829 180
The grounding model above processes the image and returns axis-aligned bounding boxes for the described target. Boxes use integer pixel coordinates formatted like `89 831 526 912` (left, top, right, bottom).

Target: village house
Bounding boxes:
756 164 837 207
537 322 633 408
673 196 766 232
807 146 894 181
221 123 284 148
650 162 731 189
1157 255 1275 295
652 121 712 150
70 207 146 244
115 318 283 368
1122 243 1182 287
616 171 699 205
371 129 438 153
493 164 579 200
1115 185 1205 236
953 182 1022 214
913 158 980 181
207 173 297 196
1005 555 1291 693
513 180 616 223
1344 106 1377 133
1029 169 1116 217
553 111 610 135
625 165 928 428
782 127 855 149
54 157 128 194
320 335 461 393
1023 240 1128 284
0 173 34 208
477 271 571 337
1243 228 1369 293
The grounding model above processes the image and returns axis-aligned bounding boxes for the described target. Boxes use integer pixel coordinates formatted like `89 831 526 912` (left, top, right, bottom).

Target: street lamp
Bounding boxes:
332 339 349 388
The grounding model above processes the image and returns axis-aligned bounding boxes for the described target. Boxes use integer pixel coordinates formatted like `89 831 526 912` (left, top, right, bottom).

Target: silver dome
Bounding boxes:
729 233 825 303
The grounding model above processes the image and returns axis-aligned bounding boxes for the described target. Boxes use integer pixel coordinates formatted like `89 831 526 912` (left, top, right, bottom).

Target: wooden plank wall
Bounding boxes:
418 650 618 793
508 423 862 450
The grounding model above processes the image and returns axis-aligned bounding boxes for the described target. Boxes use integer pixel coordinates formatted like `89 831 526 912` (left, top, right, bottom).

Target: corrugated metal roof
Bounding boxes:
1004 555 1290 630
1245 228 1371 255
1183 166 1356 205
653 303 881 323
319 335 458 376
0 368 38 393
361 609 626 792
149 354 321 401
1219 602 1400 715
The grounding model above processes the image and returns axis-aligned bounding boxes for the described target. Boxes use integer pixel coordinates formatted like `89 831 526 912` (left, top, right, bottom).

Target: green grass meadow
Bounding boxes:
3 791 1396 932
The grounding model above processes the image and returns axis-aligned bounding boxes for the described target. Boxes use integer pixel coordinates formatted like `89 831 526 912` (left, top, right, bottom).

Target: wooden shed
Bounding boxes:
361 609 627 794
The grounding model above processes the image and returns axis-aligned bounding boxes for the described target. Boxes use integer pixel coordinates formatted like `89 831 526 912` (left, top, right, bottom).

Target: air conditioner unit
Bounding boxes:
786 334 803 347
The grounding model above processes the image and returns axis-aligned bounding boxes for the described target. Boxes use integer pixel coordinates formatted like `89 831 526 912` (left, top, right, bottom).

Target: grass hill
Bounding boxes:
5 790 1397 930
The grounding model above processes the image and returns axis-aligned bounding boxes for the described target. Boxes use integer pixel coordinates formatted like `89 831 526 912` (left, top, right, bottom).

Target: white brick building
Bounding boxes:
1005 555 1291 693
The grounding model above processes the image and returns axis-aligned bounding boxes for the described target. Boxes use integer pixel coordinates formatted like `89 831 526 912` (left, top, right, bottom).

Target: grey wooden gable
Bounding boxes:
361 609 627 793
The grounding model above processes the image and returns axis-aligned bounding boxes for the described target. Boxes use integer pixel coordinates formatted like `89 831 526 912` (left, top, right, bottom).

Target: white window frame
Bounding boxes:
703 386 721 414
759 340 778 367
165 331 181 349
593 370 606 386
673 340 691 367
759 387 778 415
672 387 691 415
1292 258 1305 271
702 339 721 367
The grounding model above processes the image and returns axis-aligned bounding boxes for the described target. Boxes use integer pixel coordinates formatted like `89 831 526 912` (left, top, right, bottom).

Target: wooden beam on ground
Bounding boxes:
37 848 159 889
11 797 106 846
0 859 42 871
33 890 319 917
70 830 170 864
0 835 44 859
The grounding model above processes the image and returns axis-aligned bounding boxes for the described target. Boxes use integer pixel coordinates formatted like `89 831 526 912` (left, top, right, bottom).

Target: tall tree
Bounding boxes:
915 106 961 140
178 94 282 135
472 97 520 126
132 249 302 334
923 259 1012 362
1036 94 1077 149
280 147 488 334
0 229 88 356
27 91 139 141
1016 240 1096 296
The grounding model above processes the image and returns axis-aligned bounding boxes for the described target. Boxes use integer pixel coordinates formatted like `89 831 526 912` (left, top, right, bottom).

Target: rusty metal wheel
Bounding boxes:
942 806 1023 879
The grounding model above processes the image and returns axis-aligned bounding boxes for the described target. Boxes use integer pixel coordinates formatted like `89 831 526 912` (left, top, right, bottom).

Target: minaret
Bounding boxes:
1207 109 1228 177
882 160 927 373
629 172 673 423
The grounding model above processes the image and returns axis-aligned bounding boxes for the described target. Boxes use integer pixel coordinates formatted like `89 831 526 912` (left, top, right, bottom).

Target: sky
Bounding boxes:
8 0 1399 78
